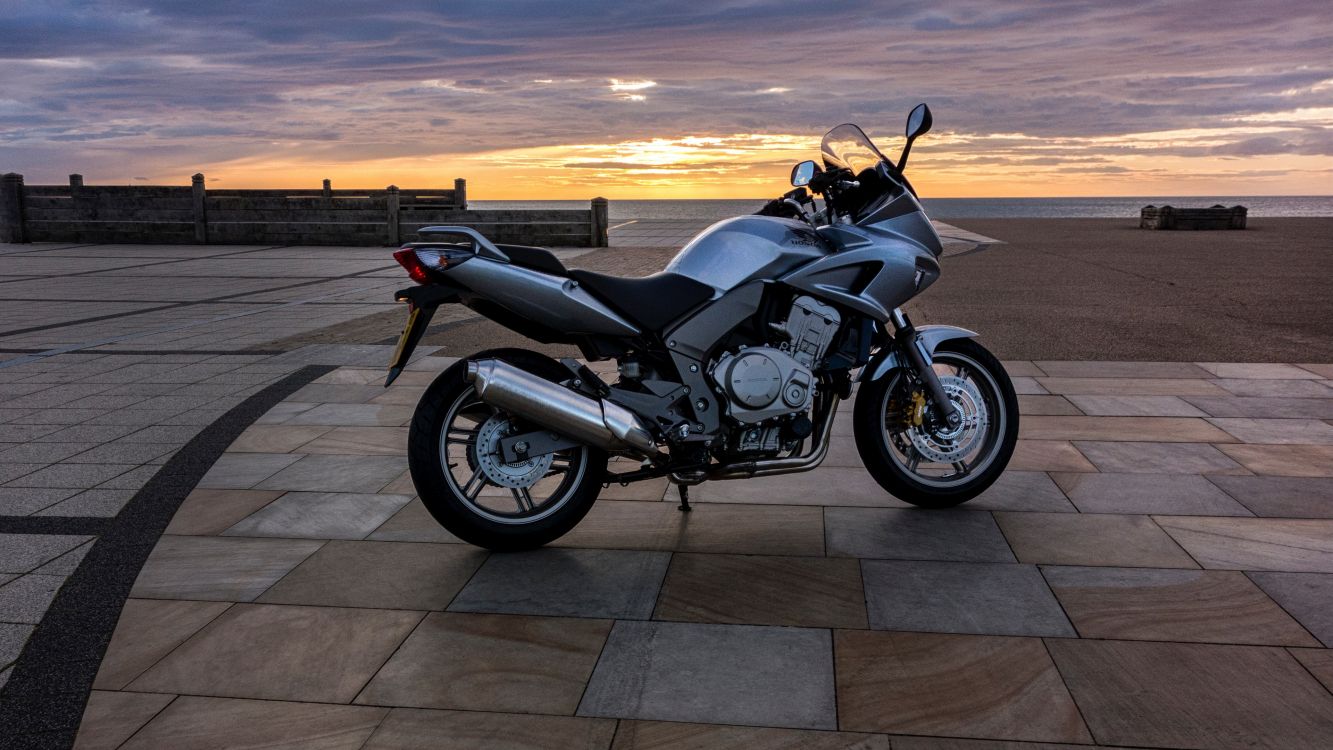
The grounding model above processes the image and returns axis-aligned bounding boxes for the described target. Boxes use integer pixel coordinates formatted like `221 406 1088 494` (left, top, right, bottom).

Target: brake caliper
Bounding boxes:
908 391 927 427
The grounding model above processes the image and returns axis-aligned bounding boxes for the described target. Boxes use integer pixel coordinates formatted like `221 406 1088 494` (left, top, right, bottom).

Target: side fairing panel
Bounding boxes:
665 216 829 292
782 222 941 323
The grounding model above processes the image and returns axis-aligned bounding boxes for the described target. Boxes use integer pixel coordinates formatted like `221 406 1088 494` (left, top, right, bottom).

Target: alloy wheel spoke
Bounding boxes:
461 468 487 501
511 487 535 513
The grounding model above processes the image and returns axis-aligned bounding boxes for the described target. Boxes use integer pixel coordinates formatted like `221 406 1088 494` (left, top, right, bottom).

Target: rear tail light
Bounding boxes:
393 248 432 284
395 245 473 284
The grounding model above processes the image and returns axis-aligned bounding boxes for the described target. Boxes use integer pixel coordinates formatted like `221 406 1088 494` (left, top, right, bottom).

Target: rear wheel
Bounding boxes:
854 338 1018 508
407 349 607 551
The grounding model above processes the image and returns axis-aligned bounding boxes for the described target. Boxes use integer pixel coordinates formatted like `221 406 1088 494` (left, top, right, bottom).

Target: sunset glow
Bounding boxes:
2 2 1330 198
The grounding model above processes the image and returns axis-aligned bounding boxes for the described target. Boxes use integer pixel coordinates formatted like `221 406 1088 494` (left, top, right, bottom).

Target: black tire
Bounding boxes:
407 348 608 551
853 338 1019 508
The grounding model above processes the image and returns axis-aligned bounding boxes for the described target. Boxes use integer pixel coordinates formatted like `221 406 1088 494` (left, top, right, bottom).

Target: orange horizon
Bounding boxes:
39 125 1331 199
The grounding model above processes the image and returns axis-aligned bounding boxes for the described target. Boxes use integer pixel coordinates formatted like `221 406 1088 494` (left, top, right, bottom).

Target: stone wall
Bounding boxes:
0 174 608 247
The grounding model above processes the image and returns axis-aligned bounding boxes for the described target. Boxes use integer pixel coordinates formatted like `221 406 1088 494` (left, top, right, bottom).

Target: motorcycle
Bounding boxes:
386 103 1019 551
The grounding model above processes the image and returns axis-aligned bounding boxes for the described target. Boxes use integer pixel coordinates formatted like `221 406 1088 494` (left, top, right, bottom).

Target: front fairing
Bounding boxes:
852 189 943 257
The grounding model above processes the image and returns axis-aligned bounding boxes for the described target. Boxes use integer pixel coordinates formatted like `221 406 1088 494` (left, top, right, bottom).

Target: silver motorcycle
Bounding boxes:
386 103 1018 550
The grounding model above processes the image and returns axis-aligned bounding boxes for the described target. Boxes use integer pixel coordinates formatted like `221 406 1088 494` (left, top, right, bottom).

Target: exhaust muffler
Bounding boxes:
466 359 661 455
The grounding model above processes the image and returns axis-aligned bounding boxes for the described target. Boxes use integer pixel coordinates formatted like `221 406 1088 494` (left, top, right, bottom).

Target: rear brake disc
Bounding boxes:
474 414 554 488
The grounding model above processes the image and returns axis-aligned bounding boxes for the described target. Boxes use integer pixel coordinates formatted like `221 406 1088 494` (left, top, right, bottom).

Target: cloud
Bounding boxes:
608 80 656 92
0 0 1330 195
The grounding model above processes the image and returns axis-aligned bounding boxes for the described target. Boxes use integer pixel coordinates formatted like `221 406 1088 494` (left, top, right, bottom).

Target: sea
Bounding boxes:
472 196 1333 223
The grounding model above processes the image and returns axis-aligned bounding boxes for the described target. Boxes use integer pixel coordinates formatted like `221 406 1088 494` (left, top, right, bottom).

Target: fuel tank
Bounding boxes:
663 216 831 292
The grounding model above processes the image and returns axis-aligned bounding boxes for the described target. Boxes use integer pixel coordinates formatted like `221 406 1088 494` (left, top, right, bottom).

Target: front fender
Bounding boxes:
859 324 979 382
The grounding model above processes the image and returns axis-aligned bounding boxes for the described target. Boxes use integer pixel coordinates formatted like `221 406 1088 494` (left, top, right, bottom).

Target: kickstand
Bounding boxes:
676 484 692 513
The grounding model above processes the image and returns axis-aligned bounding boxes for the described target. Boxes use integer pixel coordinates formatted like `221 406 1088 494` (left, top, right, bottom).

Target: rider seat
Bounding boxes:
568 269 715 331
497 244 568 276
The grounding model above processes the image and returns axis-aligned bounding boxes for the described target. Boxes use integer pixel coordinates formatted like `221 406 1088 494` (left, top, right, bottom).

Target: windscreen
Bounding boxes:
820 124 891 175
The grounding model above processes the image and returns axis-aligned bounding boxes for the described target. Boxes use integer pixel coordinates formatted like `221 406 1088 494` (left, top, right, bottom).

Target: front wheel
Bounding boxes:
408 349 608 551
854 338 1018 508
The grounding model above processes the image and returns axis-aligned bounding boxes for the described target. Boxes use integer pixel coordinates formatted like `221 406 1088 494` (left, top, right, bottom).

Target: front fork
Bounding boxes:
889 309 961 429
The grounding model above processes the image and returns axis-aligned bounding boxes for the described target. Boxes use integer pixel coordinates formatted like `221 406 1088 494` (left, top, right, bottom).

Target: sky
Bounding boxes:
1 1 1331 199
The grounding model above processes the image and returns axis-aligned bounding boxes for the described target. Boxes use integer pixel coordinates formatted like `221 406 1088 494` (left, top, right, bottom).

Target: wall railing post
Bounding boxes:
322 178 332 199
454 178 467 209
69 174 84 192
191 173 208 244
591 196 609 248
0 173 26 243
386 185 401 245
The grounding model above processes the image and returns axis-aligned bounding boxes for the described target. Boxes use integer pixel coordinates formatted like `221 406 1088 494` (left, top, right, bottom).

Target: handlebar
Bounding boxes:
807 167 859 195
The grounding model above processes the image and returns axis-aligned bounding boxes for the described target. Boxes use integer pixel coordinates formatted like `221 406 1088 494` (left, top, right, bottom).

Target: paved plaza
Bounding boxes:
0 228 1332 748
67 356 1333 749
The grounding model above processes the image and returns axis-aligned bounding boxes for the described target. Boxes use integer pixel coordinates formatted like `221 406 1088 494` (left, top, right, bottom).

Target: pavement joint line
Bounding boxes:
0 299 398 305
0 243 102 256
0 277 394 369
0 348 289 356
0 259 398 341
0 244 298 286
0 303 182 342
0 363 336 745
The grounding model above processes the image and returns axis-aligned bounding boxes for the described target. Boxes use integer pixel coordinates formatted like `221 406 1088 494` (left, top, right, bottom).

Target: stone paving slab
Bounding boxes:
128 602 423 703
129 535 324 601
1043 566 1318 646
655 553 867 629
75 691 178 750
93 598 233 691
1054 471 1252 515
357 612 610 714
1208 475 1333 518
365 708 616 750
551 500 826 556
996 512 1199 568
580 620 836 730
835 630 1090 742
1046 639 1333 749
222 491 411 539
1155 517 1333 572
258 540 486 611
611 721 890 750
448 548 670 619
861 560 1075 637
1247 572 1333 647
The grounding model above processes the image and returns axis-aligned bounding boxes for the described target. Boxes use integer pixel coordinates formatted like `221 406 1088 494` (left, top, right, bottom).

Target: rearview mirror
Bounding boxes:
906 103 932 139
791 160 819 187
897 103 932 171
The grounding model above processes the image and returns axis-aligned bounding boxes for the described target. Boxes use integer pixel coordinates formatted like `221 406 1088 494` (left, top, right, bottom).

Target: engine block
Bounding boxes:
781 296 840 368
712 346 813 424
710 295 842 425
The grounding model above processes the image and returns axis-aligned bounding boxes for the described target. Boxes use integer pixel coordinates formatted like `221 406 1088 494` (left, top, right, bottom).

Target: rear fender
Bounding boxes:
859 324 978 382
385 283 462 386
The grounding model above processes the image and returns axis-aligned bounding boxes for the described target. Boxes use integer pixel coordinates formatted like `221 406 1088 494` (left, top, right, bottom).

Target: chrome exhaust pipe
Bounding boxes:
466 359 661 455
705 395 840 480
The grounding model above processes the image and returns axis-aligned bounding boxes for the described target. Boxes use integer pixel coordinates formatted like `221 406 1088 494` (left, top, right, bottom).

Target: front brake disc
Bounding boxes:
907 375 988 463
